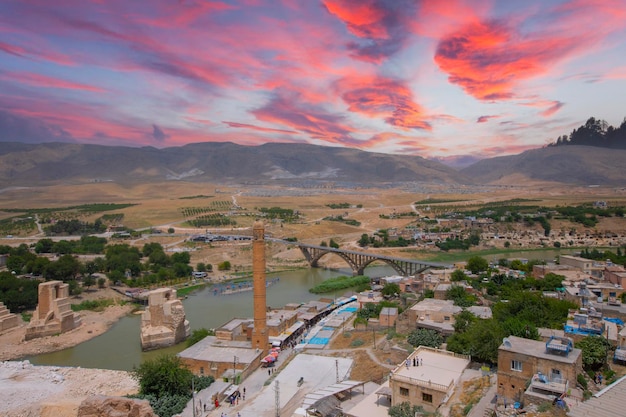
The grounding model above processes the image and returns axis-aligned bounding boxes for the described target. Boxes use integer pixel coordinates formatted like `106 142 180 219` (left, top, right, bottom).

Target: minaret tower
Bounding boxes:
251 220 268 352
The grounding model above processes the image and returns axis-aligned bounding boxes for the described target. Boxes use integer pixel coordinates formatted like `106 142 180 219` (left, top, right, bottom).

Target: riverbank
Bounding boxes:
0 303 133 362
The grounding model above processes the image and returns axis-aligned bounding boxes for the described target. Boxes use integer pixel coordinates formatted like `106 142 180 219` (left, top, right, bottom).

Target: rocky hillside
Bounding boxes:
0 141 467 186
461 145 626 185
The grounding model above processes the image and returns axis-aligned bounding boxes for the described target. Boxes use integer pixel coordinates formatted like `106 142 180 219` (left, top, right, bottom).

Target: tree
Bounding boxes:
329 239 339 249
186 328 215 347
97 277 107 289
407 328 443 349
167 227 175 234
358 234 369 247
83 274 96 291
451 269 466 282
217 261 231 271
466 256 488 274
132 354 194 397
576 336 611 370
196 262 207 272
381 283 400 297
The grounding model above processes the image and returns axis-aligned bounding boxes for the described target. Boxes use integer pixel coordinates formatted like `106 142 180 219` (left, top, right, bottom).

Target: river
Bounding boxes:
27 247 585 370
28 266 387 371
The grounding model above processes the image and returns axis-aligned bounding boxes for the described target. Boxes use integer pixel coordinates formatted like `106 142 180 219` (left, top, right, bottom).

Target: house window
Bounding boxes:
551 368 561 382
511 360 522 372
200 367 204 375
444 316 450 321
422 393 433 403
400 387 409 396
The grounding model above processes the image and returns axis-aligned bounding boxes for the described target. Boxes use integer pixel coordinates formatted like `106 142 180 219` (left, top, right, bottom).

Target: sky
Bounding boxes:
1 0 625 165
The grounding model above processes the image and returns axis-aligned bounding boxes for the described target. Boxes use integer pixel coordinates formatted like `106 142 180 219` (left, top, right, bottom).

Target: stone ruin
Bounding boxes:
25 280 81 340
0 301 18 332
140 288 190 350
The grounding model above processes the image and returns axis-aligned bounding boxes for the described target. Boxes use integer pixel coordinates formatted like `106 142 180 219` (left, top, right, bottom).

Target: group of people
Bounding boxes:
405 356 423 368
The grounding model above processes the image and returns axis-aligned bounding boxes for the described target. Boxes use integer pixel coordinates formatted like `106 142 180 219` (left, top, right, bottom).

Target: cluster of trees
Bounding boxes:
0 271 40 312
34 236 107 254
446 292 576 363
357 229 415 248
580 247 626 265
258 206 299 222
319 239 339 248
322 215 361 226
435 233 480 251
549 116 626 149
44 219 107 235
131 354 214 417
189 214 236 228
105 243 193 286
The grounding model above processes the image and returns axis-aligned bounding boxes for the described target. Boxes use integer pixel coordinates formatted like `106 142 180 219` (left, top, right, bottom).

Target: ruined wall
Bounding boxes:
25 281 81 340
140 288 190 350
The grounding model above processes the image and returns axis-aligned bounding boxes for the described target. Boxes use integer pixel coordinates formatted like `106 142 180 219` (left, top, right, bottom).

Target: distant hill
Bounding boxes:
0 142 468 186
461 145 626 185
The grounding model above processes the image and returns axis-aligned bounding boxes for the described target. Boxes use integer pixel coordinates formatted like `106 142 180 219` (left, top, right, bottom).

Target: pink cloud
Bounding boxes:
3 71 105 92
322 0 418 62
222 121 298 134
336 75 431 130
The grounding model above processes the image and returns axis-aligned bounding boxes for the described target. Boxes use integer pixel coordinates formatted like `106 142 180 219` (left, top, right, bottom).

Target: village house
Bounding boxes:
407 298 461 336
389 346 470 413
497 336 582 406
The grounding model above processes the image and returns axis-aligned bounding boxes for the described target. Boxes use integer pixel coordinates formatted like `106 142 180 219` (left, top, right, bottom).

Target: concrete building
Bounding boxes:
497 336 582 405
140 287 190 350
379 307 398 328
604 265 626 287
568 375 626 417
25 281 81 340
560 255 594 275
356 290 383 309
407 298 461 335
389 346 470 413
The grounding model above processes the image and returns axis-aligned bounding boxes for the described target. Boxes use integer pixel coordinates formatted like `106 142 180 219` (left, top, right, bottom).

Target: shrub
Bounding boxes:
577 373 588 390
350 339 364 347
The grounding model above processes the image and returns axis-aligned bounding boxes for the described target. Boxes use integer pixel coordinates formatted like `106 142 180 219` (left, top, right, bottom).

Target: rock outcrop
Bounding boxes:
77 395 156 417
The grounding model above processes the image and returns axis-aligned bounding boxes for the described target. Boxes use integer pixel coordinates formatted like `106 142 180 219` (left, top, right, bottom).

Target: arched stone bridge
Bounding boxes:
274 241 452 276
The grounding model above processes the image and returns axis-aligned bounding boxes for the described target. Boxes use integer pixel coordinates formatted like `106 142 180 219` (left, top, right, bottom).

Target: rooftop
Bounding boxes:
568 375 626 417
499 336 581 364
177 336 260 364
391 347 470 392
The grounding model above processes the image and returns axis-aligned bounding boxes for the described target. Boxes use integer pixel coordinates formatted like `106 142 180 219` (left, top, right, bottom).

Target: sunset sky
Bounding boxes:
1 0 625 164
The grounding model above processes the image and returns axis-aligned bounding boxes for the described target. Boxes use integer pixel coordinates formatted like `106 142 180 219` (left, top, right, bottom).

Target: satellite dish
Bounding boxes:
502 337 512 348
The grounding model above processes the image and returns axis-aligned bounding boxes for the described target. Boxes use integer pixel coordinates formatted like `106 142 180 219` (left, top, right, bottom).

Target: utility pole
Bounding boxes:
233 356 238 383
336 359 339 383
274 380 280 417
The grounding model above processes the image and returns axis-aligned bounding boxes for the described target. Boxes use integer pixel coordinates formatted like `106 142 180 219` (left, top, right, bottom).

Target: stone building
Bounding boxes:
140 288 190 350
497 335 582 405
25 280 81 340
0 301 18 332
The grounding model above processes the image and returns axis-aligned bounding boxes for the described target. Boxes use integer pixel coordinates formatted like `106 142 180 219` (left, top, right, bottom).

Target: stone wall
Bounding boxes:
0 301 18 332
25 281 81 340
140 288 190 350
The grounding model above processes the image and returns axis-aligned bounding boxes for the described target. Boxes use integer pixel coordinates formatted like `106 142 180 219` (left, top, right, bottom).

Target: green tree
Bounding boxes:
381 283 400 297
451 269 466 282
358 233 370 247
466 256 488 274
217 261 231 271
407 328 443 349
171 252 191 264
196 262 207 272
132 354 194 397
167 227 175 234
446 285 477 307
34 238 54 253
97 277 107 289
575 336 612 370
83 274 96 290
186 328 216 347
329 239 339 249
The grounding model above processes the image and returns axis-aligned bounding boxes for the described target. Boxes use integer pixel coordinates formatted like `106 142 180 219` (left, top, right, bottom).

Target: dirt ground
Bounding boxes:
0 287 134 362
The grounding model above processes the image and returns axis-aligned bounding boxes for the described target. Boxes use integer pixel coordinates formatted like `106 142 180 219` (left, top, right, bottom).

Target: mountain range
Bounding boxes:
0 141 624 187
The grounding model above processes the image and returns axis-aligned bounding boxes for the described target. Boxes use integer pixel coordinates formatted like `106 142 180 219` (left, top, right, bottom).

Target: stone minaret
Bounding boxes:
251 220 268 352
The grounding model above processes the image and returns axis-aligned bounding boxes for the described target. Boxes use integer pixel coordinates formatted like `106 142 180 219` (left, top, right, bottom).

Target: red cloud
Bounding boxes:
540 101 564 117
323 0 417 62
435 20 586 100
337 75 431 131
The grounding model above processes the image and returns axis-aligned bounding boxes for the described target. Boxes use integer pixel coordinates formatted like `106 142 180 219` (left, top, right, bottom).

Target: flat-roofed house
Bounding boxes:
497 336 582 405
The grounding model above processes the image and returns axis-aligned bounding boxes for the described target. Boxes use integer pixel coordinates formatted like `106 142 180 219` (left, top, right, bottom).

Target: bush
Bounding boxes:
350 339 364 347
309 275 369 294
71 299 115 312
577 373 588 390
